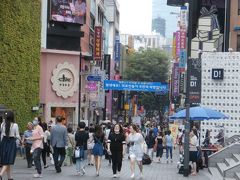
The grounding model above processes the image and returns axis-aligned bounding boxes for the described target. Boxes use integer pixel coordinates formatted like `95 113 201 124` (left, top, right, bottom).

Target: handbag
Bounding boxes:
75 146 84 159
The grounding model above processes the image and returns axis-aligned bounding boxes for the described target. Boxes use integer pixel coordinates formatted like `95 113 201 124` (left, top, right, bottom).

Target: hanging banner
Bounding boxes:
188 58 201 104
172 62 179 96
94 26 102 60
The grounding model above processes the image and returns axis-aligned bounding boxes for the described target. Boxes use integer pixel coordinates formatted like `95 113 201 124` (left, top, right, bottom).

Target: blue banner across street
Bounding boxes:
104 80 169 93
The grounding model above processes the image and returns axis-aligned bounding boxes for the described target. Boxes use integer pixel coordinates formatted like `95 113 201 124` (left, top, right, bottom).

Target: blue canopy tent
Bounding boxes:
169 106 229 121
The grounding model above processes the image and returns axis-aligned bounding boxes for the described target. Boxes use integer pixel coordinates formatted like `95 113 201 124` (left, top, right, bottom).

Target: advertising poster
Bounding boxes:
169 124 178 144
50 0 86 24
94 26 102 60
188 58 201 104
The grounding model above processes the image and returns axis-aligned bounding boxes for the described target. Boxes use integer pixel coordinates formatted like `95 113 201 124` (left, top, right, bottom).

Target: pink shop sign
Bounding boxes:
87 82 98 91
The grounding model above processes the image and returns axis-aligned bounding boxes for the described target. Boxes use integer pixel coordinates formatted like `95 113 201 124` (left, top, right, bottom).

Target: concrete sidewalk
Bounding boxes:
10 149 211 180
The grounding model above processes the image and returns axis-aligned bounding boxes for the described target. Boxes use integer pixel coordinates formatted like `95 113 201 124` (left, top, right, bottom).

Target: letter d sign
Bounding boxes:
212 69 224 80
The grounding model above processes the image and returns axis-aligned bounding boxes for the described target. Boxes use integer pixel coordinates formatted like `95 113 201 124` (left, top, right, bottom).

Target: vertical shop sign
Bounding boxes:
104 54 111 80
172 62 179 96
179 49 187 71
175 31 181 57
172 32 176 59
94 26 102 60
188 58 201 104
114 36 121 61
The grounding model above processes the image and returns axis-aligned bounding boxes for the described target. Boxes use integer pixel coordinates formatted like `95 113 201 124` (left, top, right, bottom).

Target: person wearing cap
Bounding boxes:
0 111 20 180
50 116 68 173
22 122 34 168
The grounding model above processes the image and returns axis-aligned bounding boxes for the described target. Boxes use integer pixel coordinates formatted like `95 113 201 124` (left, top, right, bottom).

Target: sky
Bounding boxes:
118 0 152 35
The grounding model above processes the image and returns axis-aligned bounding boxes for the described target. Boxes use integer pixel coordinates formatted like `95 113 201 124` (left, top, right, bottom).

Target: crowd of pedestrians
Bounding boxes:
0 112 215 179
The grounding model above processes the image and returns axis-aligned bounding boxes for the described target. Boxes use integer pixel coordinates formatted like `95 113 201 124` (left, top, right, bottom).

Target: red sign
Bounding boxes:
94 26 102 60
180 30 186 49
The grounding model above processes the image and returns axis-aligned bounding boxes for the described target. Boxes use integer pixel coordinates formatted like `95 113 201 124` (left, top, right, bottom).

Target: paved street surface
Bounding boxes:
11 149 211 180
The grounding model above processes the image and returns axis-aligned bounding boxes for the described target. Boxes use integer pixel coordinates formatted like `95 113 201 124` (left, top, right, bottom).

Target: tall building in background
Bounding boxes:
152 0 179 39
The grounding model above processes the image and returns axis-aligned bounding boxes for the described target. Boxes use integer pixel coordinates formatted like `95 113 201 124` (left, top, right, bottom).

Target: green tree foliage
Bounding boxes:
124 49 170 120
0 1 41 131
124 49 170 82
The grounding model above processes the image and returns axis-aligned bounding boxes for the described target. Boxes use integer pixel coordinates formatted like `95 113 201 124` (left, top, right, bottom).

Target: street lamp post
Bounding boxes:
78 25 82 127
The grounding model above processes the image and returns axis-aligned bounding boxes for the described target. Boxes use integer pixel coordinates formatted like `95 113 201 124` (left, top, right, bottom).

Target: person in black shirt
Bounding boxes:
74 122 89 176
107 124 125 178
145 129 155 160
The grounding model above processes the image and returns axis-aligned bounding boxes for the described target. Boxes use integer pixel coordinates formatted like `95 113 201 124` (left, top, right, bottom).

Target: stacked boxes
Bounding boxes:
191 7 223 58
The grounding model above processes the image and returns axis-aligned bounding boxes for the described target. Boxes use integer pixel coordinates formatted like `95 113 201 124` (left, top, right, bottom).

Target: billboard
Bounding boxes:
50 0 86 24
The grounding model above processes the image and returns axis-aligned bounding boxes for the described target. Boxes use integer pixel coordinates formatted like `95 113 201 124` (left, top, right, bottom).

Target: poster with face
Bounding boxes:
50 0 86 24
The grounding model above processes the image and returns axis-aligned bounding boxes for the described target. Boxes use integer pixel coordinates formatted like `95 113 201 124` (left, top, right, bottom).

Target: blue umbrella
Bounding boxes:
169 106 229 120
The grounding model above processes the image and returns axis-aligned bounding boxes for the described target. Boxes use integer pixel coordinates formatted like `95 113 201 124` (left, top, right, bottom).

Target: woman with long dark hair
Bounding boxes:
107 124 125 178
92 125 105 176
0 111 20 180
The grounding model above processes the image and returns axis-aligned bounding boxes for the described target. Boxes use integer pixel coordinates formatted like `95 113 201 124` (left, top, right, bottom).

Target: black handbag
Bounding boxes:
142 153 151 165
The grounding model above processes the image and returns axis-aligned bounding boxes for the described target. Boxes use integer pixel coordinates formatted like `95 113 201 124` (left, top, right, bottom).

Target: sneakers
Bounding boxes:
33 174 43 178
113 174 117 178
96 171 99 176
81 168 86 175
117 171 121 176
44 165 49 169
130 173 135 178
140 172 143 178
171 159 173 163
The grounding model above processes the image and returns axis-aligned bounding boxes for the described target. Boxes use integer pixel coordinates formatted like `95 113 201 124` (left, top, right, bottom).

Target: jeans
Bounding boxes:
33 148 42 174
156 144 163 158
166 146 173 159
53 147 66 172
25 143 33 167
75 150 87 172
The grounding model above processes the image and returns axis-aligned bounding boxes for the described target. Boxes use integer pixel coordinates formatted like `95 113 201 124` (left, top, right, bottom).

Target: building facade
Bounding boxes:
201 52 240 121
40 0 95 127
105 0 120 120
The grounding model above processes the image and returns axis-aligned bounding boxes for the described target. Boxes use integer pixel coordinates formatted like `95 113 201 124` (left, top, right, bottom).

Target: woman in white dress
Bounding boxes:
126 124 144 179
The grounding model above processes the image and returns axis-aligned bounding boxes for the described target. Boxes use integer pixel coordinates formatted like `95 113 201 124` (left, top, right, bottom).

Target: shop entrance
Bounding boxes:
51 107 76 127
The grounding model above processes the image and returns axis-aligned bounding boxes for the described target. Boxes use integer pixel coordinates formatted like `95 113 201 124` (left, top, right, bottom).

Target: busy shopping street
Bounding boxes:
1 0 240 179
